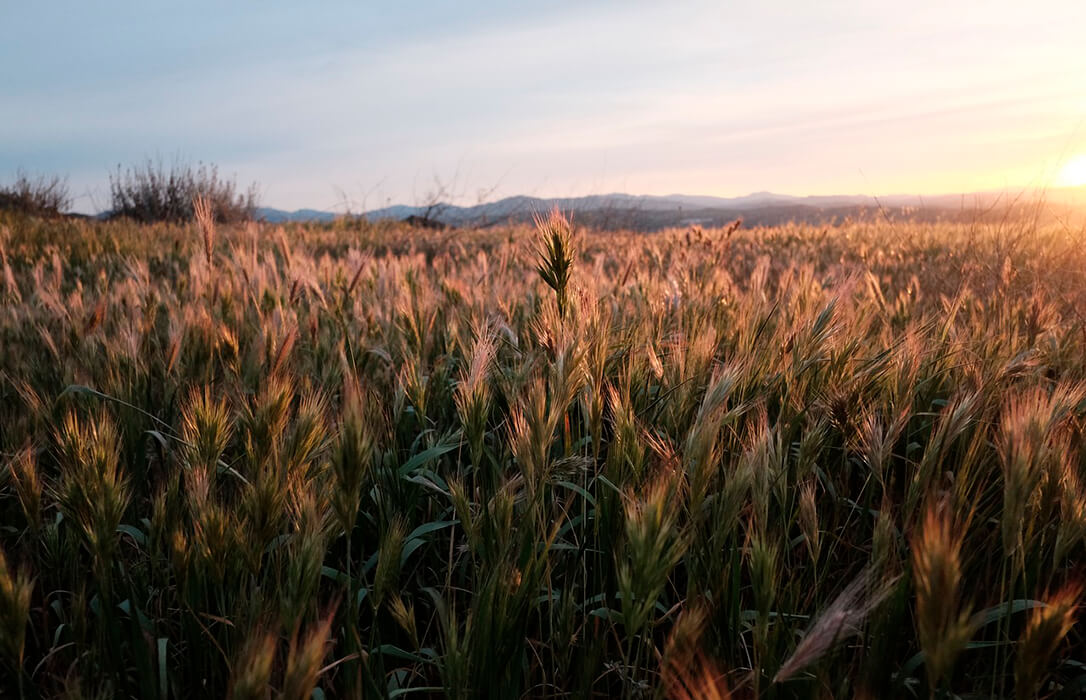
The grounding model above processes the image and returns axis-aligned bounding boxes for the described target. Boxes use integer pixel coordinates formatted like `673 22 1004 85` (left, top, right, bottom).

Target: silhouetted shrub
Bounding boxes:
108 160 258 223
0 171 71 216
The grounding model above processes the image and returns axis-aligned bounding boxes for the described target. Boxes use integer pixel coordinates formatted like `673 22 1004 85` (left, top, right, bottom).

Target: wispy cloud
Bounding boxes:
2 0 1085 211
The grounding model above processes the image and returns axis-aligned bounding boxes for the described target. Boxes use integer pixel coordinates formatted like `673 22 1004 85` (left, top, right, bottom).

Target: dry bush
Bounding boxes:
108 159 257 223
0 171 71 216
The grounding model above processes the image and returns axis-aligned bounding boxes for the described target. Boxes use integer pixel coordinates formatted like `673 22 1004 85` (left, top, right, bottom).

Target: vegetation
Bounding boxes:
1 205 1085 698
108 160 258 223
0 172 71 217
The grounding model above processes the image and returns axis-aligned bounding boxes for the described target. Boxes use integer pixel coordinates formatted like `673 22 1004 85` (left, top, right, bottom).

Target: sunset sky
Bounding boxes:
3 1 1086 213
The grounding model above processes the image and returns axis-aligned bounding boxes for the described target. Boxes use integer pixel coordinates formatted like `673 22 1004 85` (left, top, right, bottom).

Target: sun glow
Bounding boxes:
1058 154 1086 187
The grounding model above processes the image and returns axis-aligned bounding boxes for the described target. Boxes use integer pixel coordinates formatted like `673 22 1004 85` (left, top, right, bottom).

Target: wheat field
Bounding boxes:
1 208 1085 698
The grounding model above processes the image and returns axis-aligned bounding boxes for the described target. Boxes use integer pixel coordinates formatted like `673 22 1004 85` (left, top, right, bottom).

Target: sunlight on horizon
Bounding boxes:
1058 155 1086 187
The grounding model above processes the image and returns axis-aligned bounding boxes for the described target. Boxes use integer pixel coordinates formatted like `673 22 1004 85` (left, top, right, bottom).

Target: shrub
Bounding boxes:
0 171 71 216
108 160 258 223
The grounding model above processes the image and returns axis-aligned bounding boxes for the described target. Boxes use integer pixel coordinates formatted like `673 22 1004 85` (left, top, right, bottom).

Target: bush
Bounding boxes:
0 171 71 216
108 160 258 223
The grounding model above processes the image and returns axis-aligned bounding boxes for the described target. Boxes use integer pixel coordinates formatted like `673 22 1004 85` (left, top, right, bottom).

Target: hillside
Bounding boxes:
255 189 1082 230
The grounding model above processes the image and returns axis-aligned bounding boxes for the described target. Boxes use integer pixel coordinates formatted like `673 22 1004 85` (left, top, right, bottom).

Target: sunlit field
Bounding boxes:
2 208 1086 699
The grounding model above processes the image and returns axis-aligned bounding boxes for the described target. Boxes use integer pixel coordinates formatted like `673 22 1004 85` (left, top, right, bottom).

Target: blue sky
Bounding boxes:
3 1 1085 213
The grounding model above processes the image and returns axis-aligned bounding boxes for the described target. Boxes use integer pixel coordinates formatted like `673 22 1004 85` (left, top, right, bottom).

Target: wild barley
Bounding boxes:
665 650 731 700
241 373 295 469
870 504 901 575
0 236 21 303
0 545 33 673
54 410 131 590
508 376 560 505
743 412 785 529
5 202 1086 697
907 391 981 517
617 472 687 642
604 381 650 486
621 466 686 685
189 485 238 585
373 516 407 610
455 320 497 473
269 325 299 378
180 386 233 476
282 612 334 700
911 503 973 690
997 384 1085 561
329 377 376 540
683 364 742 513
193 194 216 267
282 389 328 485
773 568 897 683
857 407 909 492
6 447 42 534
239 376 296 563
397 348 431 430
798 479 821 564
1014 582 1081 700
660 604 732 698
240 471 288 575
580 307 613 460
228 629 276 700
748 525 780 684
1055 463 1086 562
533 209 576 318
281 492 329 628
388 594 419 648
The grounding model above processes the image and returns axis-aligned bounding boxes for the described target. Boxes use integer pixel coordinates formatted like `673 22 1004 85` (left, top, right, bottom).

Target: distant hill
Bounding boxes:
253 189 1082 230
255 207 338 223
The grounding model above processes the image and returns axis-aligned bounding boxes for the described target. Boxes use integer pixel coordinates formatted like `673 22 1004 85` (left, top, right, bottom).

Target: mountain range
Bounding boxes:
255 189 1083 230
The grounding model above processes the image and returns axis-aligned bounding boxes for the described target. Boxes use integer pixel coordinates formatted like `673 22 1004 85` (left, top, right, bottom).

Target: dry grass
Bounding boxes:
0 207 1085 697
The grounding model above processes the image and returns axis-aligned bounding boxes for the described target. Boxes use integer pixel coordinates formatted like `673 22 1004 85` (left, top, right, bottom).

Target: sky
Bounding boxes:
3 1 1086 213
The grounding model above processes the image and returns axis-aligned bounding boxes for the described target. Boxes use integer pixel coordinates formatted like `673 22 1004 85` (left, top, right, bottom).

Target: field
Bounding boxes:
1 207 1086 698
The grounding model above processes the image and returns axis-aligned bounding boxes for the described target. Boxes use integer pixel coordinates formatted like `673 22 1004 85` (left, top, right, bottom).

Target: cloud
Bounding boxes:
3 0 1085 211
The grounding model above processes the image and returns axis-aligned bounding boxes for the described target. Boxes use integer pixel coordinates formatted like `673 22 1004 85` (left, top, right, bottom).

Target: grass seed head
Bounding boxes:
773 567 898 683
229 629 276 700
329 377 376 536
6 446 42 534
1015 582 1081 700
282 612 334 700
533 209 576 318
0 545 33 669
193 194 216 267
911 502 973 688
54 410 131 579
180 386 233 475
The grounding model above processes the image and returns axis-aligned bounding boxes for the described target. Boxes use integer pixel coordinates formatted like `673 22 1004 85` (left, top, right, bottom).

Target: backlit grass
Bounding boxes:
1 208 1085 698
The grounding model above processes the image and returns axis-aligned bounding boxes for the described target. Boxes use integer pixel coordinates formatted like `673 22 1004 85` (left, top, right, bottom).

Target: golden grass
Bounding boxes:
0 208 1085 697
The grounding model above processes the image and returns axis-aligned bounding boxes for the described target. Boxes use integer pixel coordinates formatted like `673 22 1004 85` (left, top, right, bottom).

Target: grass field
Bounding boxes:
1 207 1086 698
